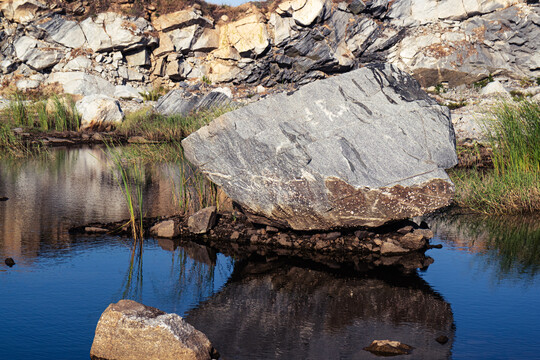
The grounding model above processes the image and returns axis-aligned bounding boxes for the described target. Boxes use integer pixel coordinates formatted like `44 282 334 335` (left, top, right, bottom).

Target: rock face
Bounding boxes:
155 89 232 116
90 299 217 360
76 95 124 131
182 64 457 230
0 0 537 96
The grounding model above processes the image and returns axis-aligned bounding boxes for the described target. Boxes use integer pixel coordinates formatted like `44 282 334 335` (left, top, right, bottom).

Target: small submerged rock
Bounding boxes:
436 335 449 344
364 340 414 356
90 299 219 360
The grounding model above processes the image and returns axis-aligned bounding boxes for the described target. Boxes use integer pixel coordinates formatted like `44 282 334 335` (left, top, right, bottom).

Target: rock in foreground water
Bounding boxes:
364 340 414 356
90 299 218 360
182 64 457 231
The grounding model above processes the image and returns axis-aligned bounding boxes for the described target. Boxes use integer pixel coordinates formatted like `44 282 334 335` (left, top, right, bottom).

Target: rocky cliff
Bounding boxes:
0 0 538 95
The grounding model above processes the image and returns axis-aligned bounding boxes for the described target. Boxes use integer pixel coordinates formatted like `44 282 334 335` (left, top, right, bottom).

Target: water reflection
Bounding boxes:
430 213 540 278
0 146 180 263
187 259 455 360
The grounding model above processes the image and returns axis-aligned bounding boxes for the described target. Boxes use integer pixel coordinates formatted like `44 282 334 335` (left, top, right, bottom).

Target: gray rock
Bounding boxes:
13 36 64 70
90 299 216 360
348 0 366 14
76 94 124 131
480 80 510 96
125 48 150 67
16 79 40 91
114 85 143 100
182 64 457 231
63 56 92 71
188 206 217 234
36 15 86 49
155 89 232 116
46 72 116 97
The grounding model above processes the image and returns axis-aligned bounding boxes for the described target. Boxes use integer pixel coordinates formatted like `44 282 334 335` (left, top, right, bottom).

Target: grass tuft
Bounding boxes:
451 99 540 214
117 104 236 141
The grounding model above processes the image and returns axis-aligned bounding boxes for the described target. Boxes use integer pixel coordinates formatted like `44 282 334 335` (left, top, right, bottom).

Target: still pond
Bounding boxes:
0 147 539 359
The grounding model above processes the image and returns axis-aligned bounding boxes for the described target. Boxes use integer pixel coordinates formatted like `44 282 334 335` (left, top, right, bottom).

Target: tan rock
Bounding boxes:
292 0 328 26
1 0 47 24
212 46 241 61
219 13 269 56
154 32 176 57
364 340 413 356
90 299 216 360
150 219 180 238
380 241 408 255
76 95 124 131
207 61 242 83
153 8 213 32
188 206 217 234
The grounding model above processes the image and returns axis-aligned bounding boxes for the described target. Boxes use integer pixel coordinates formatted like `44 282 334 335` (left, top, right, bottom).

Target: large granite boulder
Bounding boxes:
182 64 457 231
90 299 217 360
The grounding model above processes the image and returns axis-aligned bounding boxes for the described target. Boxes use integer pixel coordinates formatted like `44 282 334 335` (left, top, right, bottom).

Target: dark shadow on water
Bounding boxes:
185 254 455 360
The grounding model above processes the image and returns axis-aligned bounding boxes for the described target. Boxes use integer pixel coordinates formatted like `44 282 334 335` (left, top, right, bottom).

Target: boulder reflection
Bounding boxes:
186 256 455 360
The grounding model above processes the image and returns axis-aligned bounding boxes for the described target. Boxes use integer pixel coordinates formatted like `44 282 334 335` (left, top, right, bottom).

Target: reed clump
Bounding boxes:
117 105 235 141
105 144 146 242
451 99 540 214
1 93 80 132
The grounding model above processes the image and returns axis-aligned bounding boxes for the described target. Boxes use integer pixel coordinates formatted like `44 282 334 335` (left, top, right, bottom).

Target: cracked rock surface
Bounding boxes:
182 63 458 231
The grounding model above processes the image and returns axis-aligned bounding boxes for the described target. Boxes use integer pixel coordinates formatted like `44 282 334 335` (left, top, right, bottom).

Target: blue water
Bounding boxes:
0 237 233 359
420 238 540 359
1 148 540 359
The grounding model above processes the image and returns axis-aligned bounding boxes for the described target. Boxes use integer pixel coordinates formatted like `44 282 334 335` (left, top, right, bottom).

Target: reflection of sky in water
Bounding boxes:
1 148 540 359
421 235 540 359
0 238 234 360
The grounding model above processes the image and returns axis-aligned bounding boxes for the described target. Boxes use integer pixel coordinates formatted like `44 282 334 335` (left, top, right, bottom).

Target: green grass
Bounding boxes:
451 99 540 214
105 144 146 243
117 105 236 141
473 74 494 89
105 142 221 217
1 93 80 131
0 122 26 158
450 168 540 214
486 100 540 175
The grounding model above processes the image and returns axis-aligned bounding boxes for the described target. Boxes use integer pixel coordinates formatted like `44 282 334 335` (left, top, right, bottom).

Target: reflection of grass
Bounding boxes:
105 144 146 243
118 142 220 216
120 242 144 302
155 242 234 308
434 214 540 277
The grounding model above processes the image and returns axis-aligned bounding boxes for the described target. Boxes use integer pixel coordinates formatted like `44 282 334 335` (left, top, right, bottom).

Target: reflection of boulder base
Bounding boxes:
186 261 454 360
183 64 457 231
